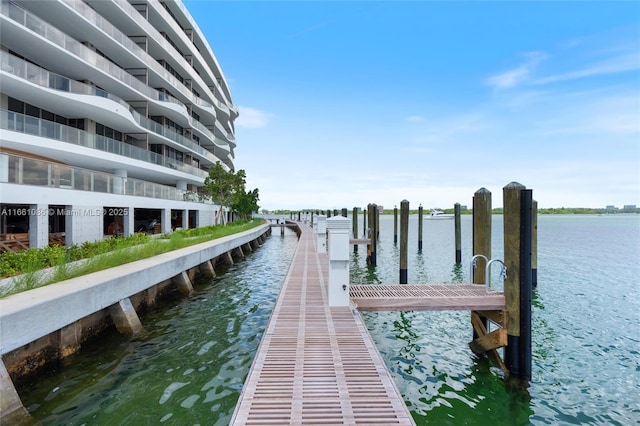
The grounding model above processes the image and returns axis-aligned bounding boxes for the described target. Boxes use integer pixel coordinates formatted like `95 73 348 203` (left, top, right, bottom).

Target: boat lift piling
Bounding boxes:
352 207 359 253
400 199 409 284
393 206 398 245
454 203 462 264
366 203 378 266
417 204 424 251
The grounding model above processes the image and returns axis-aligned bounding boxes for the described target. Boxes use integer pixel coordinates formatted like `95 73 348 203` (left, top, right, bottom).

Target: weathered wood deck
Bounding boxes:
350 284 505 311
231 224 415 425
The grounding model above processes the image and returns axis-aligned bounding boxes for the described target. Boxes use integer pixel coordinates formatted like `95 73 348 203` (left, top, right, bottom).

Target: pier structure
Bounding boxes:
234 183 534 423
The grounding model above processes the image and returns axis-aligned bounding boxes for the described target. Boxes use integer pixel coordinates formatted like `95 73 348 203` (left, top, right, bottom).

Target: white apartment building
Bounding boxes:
0 0 238 248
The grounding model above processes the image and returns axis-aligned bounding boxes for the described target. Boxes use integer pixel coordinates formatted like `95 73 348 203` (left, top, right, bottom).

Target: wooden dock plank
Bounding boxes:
350 284 505 311
230 224 414 425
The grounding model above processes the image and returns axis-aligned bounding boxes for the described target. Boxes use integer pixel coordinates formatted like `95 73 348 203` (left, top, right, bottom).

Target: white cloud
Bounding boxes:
486 51 547 89
235 106 275 128
534 52 639 85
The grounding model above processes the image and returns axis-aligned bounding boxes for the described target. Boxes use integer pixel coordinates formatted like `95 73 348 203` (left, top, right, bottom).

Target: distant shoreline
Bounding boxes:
265 208 640 215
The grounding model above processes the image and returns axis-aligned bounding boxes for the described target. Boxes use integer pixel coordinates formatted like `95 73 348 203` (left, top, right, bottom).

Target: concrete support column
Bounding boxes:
57 322 82 357
181 209 189 230
109 298 143 335
327 216 351 306
29 203 48 248
64 205 103 246
200 260 216 278
316 215 327 253
123 207 134 236
161 208 171 234
173 271 193 295
0 358 29 424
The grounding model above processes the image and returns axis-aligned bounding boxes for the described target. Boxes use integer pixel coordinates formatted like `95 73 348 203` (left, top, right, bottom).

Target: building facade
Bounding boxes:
0 0 238 248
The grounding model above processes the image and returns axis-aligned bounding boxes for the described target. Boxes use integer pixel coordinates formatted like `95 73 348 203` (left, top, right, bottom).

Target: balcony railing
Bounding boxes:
0 153 212 203
1 0 183 108
1 110 208 179
0 51 228 163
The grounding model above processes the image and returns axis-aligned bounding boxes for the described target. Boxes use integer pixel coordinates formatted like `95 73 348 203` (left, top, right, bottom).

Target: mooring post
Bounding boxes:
472 188 492 339
362 206 367 237
473 188 492 284
400 199 409 284
520 189 533 381
327 209 331 218
316 215 327 253
455 203 462 264
327 216 351 306
341 208 347 218
393 206 398 245
532 200 538 290
366 204 377 266
352 207 358 253
418 204 423 251
503 182 533 381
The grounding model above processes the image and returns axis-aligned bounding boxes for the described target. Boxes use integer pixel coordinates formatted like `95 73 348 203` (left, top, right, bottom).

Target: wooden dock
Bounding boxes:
350 284 505 311
231 224 414 425
232 222 508 424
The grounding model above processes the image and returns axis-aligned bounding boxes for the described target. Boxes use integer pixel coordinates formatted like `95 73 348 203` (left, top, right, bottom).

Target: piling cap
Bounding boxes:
475 187 491 195
327 215 350 226
504 181 526 190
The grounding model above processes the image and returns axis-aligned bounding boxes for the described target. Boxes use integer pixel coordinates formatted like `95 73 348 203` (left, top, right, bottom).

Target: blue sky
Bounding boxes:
185 1 639 211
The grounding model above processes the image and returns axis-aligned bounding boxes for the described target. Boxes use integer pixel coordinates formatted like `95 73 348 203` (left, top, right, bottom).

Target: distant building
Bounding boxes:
623 205 637 210
606 205 617 210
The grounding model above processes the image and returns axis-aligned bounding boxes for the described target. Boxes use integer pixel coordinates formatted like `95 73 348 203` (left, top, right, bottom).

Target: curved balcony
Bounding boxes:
1 1 186 116
58 0 223 128
0 51 229 166
0 152 211 203
1 109 208 180
144 0 235 109
79 0 230 126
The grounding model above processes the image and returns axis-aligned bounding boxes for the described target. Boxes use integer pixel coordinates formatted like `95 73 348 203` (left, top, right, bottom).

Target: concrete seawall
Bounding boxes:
0 223 271 423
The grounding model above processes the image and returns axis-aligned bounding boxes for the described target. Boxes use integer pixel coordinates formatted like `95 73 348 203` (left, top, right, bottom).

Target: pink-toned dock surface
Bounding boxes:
230 224 414 425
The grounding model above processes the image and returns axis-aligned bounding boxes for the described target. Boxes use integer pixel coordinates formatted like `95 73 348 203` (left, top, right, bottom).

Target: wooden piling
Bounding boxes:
520 189 533 381
454 203 462 264
362 206 367 237
400 200 409 284
367 203 377 266
352 207 359 253
503 182 533 381
393 206 398 245
532 200 538 290
473 188 492 284
341 208 347 217
418 204 423 251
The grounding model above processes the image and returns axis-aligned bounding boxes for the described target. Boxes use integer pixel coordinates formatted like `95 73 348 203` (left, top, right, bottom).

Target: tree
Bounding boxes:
203 162 246 224
233 188 260 220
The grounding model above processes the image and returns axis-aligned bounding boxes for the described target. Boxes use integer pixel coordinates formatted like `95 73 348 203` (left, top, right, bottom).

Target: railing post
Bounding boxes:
316 215 327 253
327 216 351 306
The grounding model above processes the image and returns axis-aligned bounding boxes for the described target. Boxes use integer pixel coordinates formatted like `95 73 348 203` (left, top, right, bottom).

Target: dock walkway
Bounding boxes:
231 224 414 425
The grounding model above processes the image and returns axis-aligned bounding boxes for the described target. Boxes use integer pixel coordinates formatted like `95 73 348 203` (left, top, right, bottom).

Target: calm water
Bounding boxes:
18 215 640 425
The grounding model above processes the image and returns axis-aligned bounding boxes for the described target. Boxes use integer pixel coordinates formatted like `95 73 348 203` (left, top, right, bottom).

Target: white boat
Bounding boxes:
426 210 454 220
